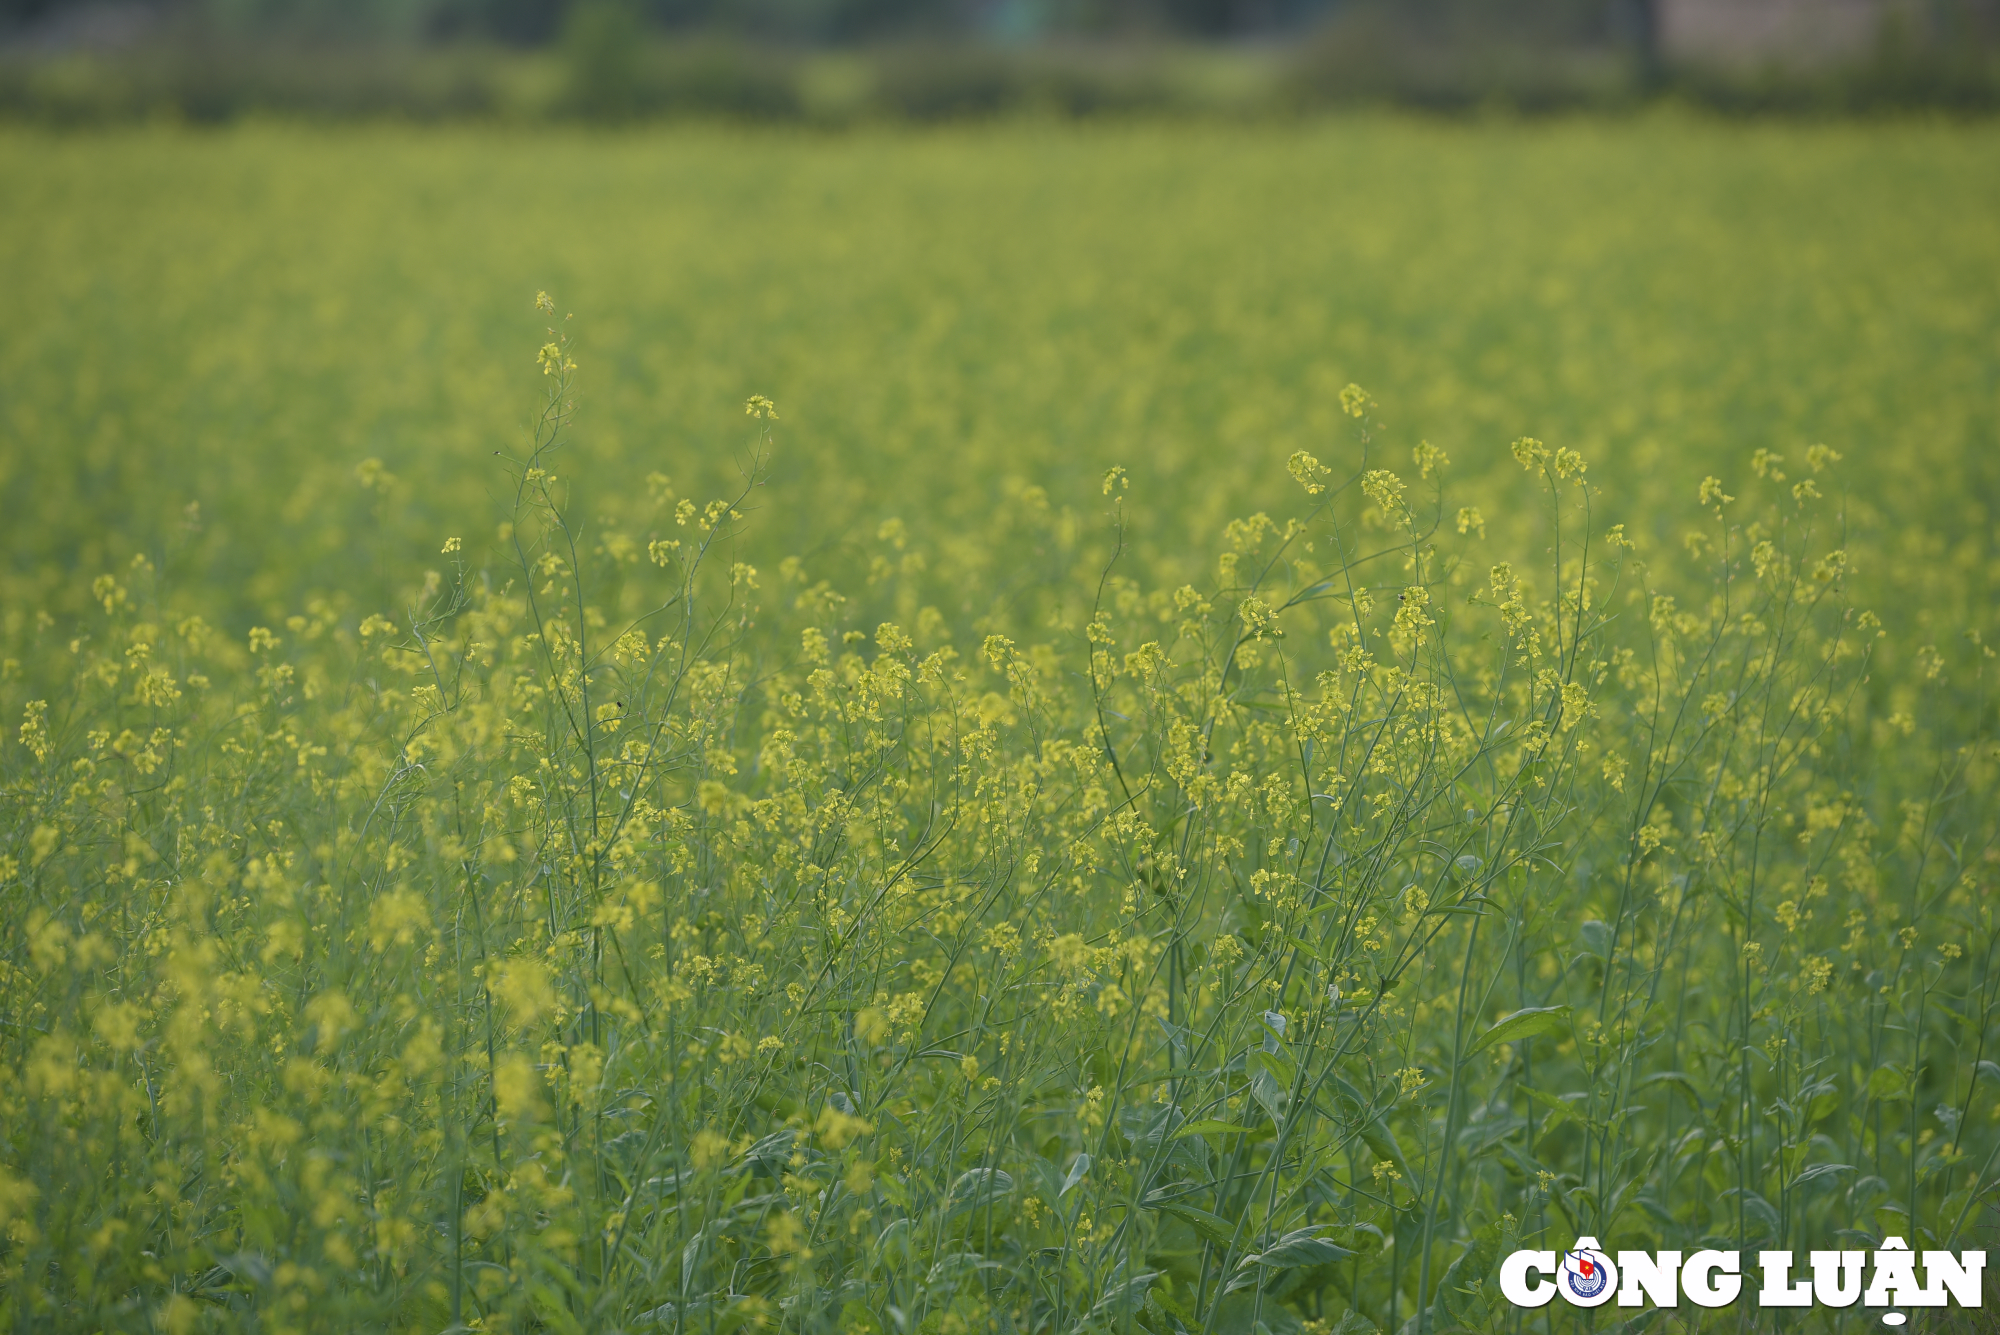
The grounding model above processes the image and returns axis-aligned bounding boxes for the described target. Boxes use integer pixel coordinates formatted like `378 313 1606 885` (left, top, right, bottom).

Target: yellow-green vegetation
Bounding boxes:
2 120 1997 1333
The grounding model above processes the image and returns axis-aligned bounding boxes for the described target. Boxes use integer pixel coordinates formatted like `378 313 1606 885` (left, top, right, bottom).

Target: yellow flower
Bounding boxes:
1049 933 1092 975
1360 469 1406 514
92 1001 144 1052
492 1053 545 1123
1391 584 1433 645
304 990 358 1052
815 1103 874 1149
365 886 430 950
690 1129 732 1169
354 456 394 492
491 958 557 1028
19 700 49 762
1286 451 1329 496
765 1210 810 1257
854 1007 891 1045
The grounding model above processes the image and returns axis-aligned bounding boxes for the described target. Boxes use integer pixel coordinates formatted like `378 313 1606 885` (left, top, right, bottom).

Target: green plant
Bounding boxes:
4 294 1994 1332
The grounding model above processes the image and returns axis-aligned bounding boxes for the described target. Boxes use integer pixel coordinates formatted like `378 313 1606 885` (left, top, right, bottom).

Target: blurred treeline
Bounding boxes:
3 0 1998 121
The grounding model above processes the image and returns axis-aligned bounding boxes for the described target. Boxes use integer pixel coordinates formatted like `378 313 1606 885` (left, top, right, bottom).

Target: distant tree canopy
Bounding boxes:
0 0 1636 45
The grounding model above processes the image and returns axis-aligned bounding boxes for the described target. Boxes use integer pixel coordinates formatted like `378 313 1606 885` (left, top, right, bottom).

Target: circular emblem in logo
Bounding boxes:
1558 1243 1617 1307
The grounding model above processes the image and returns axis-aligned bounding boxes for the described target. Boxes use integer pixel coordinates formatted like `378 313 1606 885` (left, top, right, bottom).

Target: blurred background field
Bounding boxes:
3 116 1995 667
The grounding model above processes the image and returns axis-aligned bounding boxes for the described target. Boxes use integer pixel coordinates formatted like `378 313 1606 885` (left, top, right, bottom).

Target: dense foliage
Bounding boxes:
0 0 1632 46
2 122 1998 1332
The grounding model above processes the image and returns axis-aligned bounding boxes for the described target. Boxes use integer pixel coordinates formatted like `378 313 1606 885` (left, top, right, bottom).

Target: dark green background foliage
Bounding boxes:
1 0 1633 45
6 0 2000 121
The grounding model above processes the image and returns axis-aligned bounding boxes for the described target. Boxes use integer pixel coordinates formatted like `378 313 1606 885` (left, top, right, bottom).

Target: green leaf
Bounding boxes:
1250 1066 1289 1124
1088 1269 1160 1320
1249 1044 1297 1083
1867 1065 1911 1102
1126 1102 1208 1174
1789 1162 1855 1189
1326 1070 1413 1182
1741 1191 1781 1237
1358 1122 1409 1182
837 1301 886 1335
1244 1228 1355 1267
1433 900 1490 917
1457 1114 1525 1156
1435 1231 1502 1328
1633 1070 1704 1109
1174 1119 1254 1141
1156 1202 1240 1248
942 1168 1013 1220
1520 1085 1584 1132
1466 1005 1572 1059
1599 1309 1668 1335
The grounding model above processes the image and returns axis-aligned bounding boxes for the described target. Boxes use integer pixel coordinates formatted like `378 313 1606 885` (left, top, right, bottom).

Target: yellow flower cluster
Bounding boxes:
0 327 1988 1335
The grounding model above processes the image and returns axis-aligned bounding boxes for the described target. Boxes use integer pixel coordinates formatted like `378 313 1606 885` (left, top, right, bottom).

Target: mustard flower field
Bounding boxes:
2 119 1998 1333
